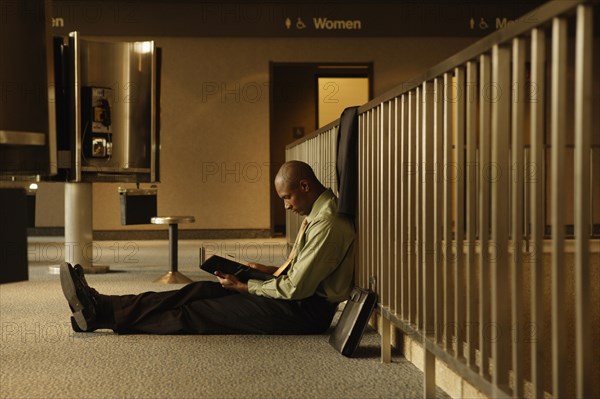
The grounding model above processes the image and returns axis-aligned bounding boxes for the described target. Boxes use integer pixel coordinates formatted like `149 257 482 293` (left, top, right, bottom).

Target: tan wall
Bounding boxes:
34 36 477 232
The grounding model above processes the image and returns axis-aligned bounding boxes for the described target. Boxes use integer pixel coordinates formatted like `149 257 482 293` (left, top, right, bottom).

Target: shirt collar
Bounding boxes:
306 188 334 223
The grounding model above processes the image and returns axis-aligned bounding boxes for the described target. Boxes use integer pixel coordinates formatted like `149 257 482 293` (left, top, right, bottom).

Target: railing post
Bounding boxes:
416 86 423 330
551 16 568 399
408 90 417 326
491 44 511 396
478 53 492 382
422 80 436 398
453 66 466 363
443 72 455 356
433 77 444 347
529 27 546 399
400 94 409 320
381 102 390 311
465 60 478 372
381 317 392 363
511 36 526 399
392 98 401 315
574 5 593 398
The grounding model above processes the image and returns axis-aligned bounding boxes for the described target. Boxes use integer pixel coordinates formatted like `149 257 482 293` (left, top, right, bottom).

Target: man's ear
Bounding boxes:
299 179 310 192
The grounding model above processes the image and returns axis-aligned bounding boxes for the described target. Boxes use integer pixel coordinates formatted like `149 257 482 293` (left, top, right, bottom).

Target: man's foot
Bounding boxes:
72 264 101 298
60 262 98 332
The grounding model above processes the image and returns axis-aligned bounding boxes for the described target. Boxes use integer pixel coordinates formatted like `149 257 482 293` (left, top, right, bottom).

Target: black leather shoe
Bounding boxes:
60 262 98 332
70 316 84 333
72 264 100 298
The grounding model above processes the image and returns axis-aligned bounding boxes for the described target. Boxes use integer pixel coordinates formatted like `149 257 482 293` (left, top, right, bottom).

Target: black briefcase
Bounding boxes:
329 287 377 357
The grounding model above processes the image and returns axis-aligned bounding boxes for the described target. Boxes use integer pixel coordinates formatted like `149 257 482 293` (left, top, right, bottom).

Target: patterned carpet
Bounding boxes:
0 238 450 399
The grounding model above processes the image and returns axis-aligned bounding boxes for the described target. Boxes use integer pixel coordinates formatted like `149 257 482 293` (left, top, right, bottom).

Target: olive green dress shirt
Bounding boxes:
248 189 355 303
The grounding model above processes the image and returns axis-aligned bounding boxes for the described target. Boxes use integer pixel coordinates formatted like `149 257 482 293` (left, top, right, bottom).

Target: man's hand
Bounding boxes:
215 271 248 294
247 262 278 275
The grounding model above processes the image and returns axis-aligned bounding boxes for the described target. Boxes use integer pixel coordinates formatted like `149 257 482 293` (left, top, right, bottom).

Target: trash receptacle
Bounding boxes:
118 187 157 225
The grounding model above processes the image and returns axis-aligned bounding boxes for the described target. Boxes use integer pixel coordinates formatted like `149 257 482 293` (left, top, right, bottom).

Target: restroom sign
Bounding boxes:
285 16 362 32
313 17 362 30
469 16 535 31
51 1 544 37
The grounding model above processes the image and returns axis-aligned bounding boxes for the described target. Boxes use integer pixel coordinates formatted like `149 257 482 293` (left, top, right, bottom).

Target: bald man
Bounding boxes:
60 161 355 335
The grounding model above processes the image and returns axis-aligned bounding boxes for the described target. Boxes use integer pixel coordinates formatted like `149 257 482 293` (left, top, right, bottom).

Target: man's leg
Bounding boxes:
110 281 234 334
111 285 337 335
61 263 337 335
181 292 338 335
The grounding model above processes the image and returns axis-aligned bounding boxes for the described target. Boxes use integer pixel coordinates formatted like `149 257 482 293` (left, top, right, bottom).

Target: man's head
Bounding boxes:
275 161 326 216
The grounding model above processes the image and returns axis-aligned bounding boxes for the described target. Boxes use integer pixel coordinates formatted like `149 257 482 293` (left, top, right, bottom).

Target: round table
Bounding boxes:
151 216 195 284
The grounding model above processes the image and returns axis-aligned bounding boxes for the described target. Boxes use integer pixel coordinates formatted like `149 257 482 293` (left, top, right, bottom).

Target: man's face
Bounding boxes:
275 179 311 216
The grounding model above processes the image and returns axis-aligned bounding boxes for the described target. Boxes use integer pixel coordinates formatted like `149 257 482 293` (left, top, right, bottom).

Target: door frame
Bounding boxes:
269 62 373 235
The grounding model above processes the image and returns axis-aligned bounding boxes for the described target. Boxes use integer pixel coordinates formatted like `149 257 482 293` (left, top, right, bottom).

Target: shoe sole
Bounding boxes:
70 316 83 333
59 262 89 331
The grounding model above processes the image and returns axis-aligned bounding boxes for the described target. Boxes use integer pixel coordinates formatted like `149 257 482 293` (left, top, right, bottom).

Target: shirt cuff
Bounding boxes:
247 279 262 295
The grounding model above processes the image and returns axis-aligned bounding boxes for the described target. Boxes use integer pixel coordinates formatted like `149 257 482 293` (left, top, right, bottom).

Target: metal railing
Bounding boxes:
286 1 598 398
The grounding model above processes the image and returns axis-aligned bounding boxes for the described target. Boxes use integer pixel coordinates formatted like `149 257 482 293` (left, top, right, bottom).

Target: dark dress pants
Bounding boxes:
109 281 337 335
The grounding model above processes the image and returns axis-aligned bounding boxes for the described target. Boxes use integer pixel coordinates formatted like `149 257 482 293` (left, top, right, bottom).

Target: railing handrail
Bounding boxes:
358 0 594 114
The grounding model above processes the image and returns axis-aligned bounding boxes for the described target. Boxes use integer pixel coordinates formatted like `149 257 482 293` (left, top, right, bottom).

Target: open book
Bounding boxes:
199 255 274 282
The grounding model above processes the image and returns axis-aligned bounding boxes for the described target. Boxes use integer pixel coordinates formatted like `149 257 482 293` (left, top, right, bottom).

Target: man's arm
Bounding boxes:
247 262 278 275
216 261 282 293
247 218 350 300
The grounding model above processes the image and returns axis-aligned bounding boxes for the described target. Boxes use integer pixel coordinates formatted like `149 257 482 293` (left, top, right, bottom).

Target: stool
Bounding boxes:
151 216 195 284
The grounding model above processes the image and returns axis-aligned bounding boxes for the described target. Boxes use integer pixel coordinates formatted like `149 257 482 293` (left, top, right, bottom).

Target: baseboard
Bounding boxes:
27 227 65 236
28 228 272 240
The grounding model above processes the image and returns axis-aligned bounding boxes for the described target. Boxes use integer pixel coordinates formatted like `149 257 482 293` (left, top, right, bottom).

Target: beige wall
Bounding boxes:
34 36 477 233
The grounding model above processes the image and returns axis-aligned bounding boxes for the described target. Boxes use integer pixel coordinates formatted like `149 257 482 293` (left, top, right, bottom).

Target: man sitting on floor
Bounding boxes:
60 160 355 334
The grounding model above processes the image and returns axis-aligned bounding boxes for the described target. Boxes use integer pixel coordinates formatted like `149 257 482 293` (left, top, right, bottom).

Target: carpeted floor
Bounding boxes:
0 238 450 399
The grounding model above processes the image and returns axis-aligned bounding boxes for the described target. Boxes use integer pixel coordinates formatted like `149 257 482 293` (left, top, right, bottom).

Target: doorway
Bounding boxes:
269 63 372 235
